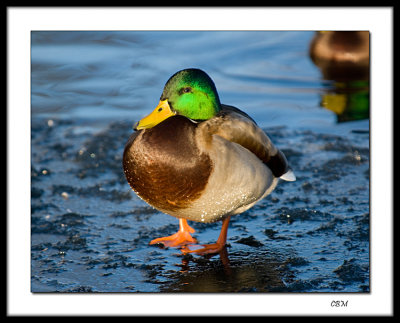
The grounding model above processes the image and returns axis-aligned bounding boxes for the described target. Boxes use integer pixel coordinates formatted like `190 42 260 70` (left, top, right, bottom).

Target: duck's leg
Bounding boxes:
149 218 197 247
182 216 231 255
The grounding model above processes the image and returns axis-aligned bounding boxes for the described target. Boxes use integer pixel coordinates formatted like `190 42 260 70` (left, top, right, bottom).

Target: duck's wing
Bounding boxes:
199 104 295 181
220 104 257 124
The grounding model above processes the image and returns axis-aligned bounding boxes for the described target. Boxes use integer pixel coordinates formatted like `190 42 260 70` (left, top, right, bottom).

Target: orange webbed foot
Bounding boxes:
149 218 197 247
181 242 226 255
181 216 231 255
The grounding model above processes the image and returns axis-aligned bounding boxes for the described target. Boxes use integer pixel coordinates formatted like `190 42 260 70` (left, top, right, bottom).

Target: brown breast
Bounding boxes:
123 115 212 213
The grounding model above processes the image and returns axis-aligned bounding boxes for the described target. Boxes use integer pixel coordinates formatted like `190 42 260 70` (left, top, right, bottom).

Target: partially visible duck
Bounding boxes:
310 31 370 81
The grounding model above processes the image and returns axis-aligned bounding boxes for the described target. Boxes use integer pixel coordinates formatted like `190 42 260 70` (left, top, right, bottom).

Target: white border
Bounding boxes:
7 7 393 316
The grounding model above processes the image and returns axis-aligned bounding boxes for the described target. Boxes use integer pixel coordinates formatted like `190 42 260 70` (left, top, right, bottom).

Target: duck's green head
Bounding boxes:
135 68 221 130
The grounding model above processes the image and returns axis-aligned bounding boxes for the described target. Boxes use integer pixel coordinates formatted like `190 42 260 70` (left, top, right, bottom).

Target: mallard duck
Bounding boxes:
309 31 370 81
123 68 295 255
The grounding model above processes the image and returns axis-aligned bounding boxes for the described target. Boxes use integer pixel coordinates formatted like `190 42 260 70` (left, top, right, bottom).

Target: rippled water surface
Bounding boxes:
31 31 369 293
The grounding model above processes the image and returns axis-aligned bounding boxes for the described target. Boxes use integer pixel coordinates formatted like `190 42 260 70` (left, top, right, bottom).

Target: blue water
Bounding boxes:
31 31 369 293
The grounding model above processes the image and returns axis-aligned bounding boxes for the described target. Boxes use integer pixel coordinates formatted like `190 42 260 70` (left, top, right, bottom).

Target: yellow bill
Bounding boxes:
134 100 176 130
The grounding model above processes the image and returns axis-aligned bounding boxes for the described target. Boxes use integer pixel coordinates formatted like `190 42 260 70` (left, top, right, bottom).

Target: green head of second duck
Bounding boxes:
135 68 221 130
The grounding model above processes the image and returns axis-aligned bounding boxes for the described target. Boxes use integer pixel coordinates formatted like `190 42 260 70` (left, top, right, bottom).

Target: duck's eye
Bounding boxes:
181 87 192 94
158 107 163 112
